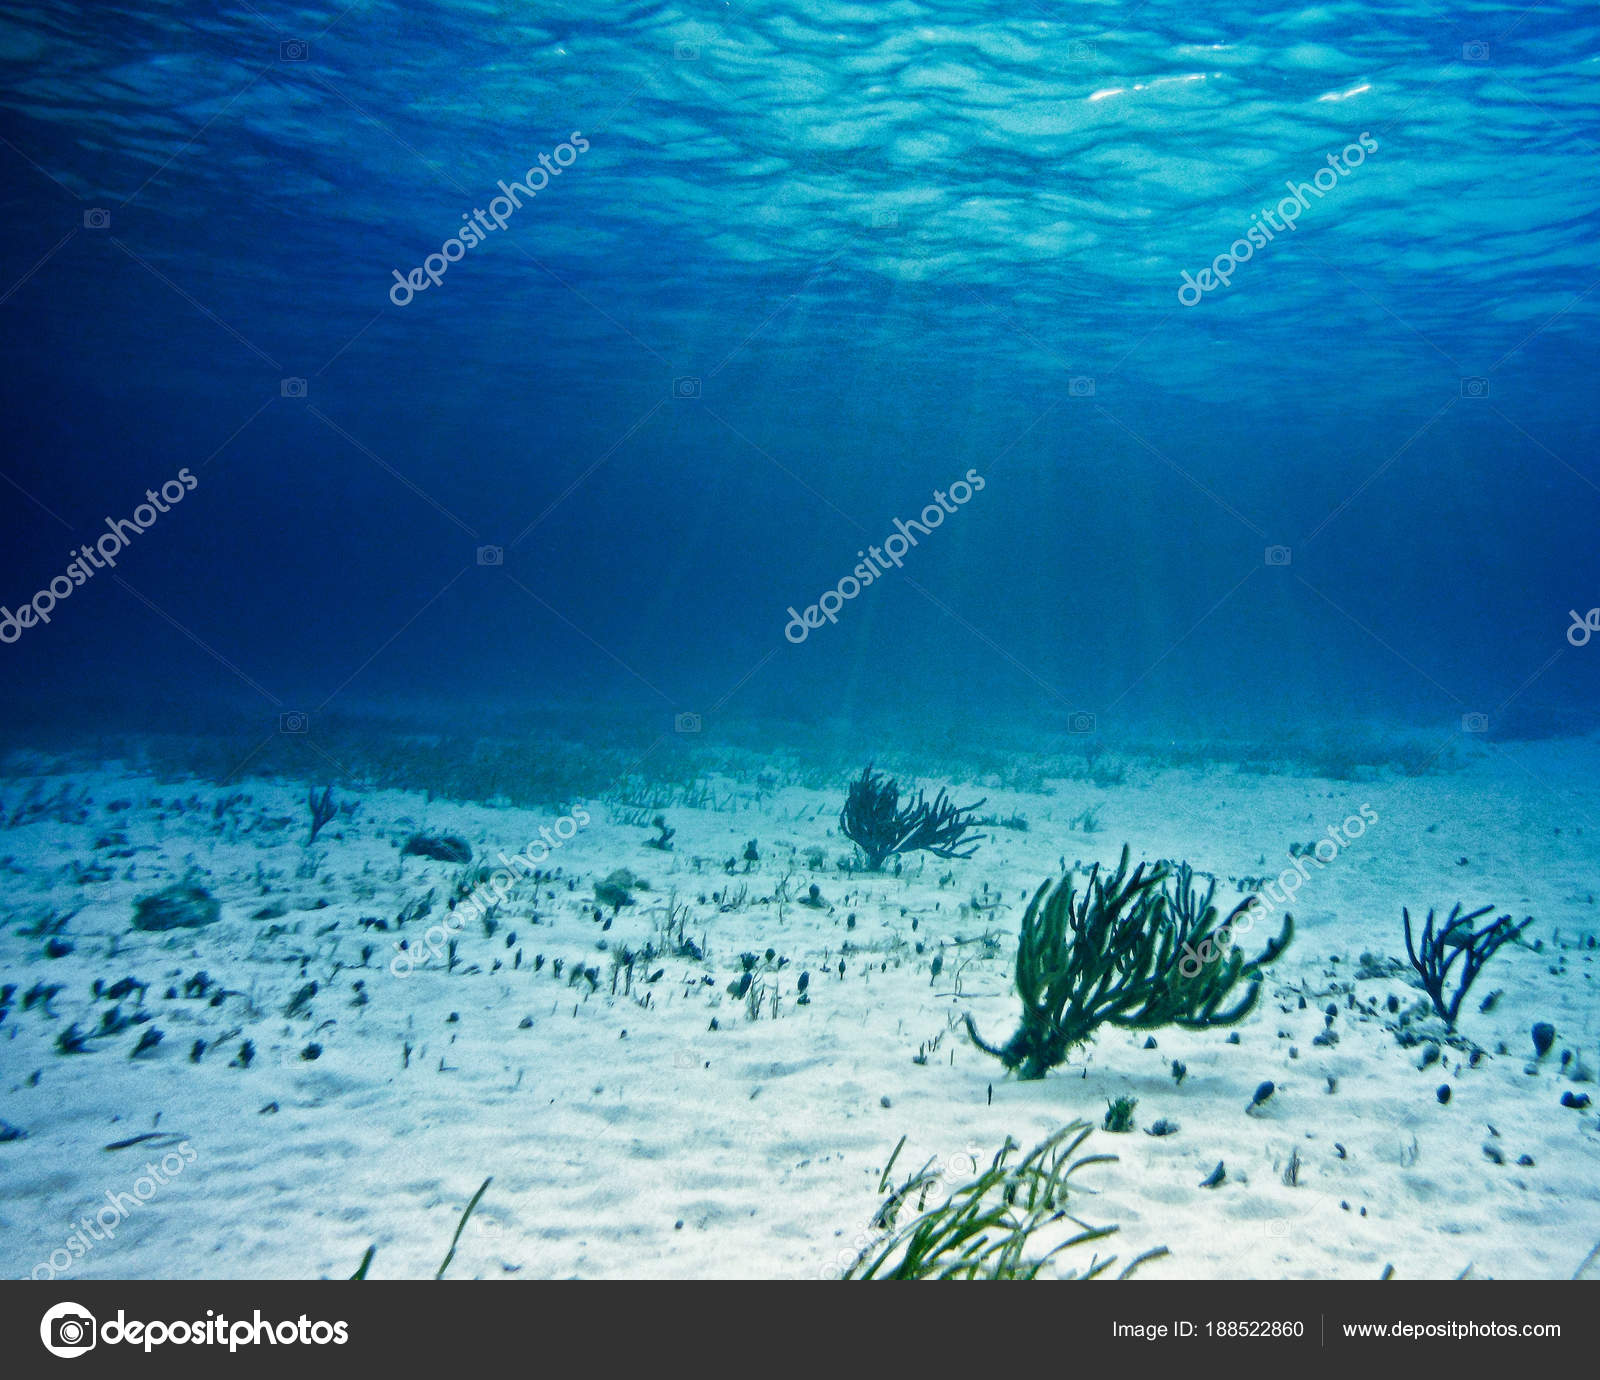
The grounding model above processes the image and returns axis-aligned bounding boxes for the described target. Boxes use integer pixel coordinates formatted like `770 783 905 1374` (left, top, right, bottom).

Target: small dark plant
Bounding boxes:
306 785 337 846
1402 903 1532 1030
1103 1095 1137 1133
351 1176 492 1280
55 1024 94 1054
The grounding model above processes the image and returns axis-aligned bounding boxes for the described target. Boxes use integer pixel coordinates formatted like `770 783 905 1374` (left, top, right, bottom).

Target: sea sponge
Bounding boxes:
132 882 221 931
401 833 472 864
594 868 640 912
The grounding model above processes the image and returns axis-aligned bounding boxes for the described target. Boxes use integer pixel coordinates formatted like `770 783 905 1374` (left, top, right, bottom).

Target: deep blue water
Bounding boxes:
2 1 1598 764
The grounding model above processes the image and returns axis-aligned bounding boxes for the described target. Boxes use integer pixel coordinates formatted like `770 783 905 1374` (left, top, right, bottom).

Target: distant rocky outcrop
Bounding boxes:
401 833 472 864
594 868 643 912
132 882 222 931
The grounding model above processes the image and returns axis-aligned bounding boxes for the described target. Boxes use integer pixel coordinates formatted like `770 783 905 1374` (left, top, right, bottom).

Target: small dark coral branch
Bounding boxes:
1402 902 1532 1029
839 766 986 871
306 785 337 847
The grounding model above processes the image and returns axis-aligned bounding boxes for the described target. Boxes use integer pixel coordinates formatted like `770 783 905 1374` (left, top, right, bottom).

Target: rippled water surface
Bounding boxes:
1 1 1597 742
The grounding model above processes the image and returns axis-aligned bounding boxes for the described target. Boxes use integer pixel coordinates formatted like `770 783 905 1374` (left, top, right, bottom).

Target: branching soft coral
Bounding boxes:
966 846 1292 1079
839 766 985 871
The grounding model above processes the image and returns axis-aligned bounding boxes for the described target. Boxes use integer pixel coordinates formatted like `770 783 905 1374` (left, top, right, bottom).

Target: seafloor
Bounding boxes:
1 732 1597 1280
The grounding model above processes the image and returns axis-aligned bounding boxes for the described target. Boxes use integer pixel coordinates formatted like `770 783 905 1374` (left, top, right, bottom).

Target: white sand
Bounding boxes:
2 741 1598 1280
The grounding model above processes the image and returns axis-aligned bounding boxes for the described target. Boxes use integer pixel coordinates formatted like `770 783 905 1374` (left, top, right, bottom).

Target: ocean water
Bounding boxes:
1 2 1599 1285
2 0 1596 756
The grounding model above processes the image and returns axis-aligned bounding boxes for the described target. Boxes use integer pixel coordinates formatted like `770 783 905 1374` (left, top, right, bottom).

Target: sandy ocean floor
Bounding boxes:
2 739 1598 1281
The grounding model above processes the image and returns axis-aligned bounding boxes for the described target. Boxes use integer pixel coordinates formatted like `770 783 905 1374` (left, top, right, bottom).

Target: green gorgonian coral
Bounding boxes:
965 845 1292 1079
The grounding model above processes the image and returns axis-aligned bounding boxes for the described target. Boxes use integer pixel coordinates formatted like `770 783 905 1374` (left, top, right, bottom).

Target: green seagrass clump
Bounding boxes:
843 1122 1166 1280
966 845 1292 1079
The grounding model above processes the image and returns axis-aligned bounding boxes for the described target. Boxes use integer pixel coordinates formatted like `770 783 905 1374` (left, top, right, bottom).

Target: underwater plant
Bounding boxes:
306 785 337 846
843 1123 1166 1280
965 846 1292 1080
838 765 986 872
351 1176 492 1280
1103 1095 1138 1133
1402 902 1532 1030
645 814 674 850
